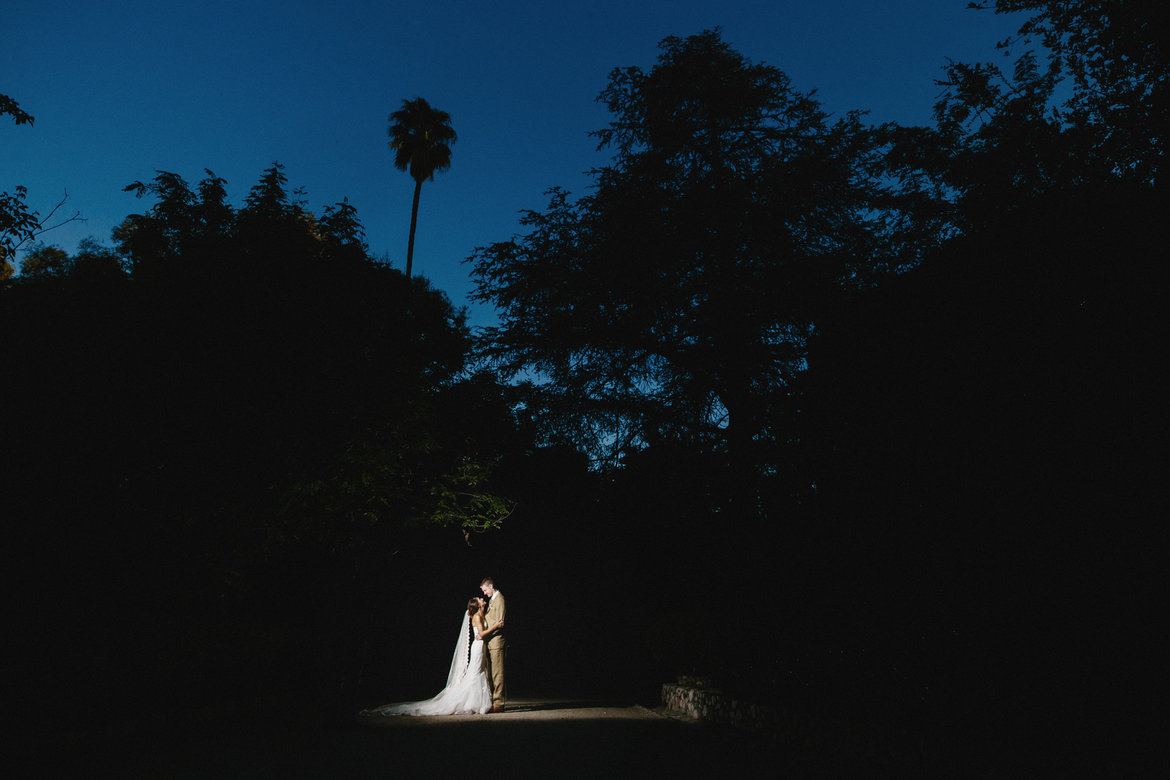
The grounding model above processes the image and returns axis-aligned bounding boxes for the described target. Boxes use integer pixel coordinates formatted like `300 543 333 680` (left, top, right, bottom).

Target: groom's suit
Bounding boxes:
484 591 506 708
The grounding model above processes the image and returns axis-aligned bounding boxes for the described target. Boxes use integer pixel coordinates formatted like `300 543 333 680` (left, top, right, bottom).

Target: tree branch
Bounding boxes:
15 190 86 253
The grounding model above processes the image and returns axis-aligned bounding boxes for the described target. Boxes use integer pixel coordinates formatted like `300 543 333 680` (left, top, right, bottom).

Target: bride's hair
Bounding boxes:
467 598 479 617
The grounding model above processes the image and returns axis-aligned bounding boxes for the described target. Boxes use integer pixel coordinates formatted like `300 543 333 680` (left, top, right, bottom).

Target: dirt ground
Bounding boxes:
37 698 799 778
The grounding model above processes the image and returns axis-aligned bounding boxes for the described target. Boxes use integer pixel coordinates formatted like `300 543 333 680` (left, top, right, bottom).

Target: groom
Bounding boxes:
480 577 506 712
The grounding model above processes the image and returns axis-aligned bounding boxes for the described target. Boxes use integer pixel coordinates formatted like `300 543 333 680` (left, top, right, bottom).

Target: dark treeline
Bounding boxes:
4 164 529 736
3 1 1164 772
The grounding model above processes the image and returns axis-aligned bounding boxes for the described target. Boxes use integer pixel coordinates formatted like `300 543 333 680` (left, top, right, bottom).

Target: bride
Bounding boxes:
362 597 504 717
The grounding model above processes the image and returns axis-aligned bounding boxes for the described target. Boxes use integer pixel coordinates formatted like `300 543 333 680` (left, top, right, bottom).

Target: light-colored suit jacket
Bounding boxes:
485 592 506 650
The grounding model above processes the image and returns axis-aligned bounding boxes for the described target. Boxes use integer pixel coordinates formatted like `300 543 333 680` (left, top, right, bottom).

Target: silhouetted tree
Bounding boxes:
0 92 34 125
794 3 1168 765
118 169 219 273
972 0 1167 184
883 0 1168 236
243 160 294 215
193 169 233 245
1 186 38 278
319 197 367 253
17 242 70 278
2 95 40 276
388 97 457 277
470 31 893 515
2 95 84 280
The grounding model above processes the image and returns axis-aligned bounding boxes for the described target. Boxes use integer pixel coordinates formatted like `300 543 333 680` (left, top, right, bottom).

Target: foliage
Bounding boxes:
470 31 895 507
118 167 243 271
15 241 69 278
973 0 1167 183
1 186 40 272
0 92 35 126
319 197 367 253
18 238 126 280
110 165 513 535
2 94 85 276
388 98 458 184
2 94 38 274
884 0 1168 235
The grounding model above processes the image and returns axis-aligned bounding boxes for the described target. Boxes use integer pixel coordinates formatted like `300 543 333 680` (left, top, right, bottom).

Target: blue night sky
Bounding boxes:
3 0 1021 326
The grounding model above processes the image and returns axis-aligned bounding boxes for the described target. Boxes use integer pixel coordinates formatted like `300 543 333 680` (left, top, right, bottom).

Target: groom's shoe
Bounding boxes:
489 706 504 713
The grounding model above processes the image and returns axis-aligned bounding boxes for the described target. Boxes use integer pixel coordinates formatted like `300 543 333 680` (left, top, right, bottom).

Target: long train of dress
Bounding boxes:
361 614 492 717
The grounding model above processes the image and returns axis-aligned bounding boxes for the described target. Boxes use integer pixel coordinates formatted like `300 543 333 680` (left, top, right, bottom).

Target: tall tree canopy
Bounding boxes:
469 31 894 510
975 0 1167 184
883 0 1167 235
388 97 457 277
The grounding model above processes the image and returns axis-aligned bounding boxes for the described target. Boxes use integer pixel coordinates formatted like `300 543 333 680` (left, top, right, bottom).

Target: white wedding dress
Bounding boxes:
362 612 493 716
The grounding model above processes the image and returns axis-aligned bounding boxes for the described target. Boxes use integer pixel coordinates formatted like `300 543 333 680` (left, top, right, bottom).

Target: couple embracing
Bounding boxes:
363 577 506 717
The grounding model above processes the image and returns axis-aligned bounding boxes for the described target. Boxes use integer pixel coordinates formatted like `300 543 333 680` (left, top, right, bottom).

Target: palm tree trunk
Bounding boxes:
406 179 422 277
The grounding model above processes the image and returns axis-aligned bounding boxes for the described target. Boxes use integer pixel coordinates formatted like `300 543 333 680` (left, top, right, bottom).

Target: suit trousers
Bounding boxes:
485 642 505 707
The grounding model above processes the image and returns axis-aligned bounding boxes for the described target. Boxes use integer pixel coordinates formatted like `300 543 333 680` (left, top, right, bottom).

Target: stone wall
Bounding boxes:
661 682 779 734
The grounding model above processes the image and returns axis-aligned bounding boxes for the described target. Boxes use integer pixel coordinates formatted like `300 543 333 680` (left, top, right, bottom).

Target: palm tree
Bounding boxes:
388 97 457 278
